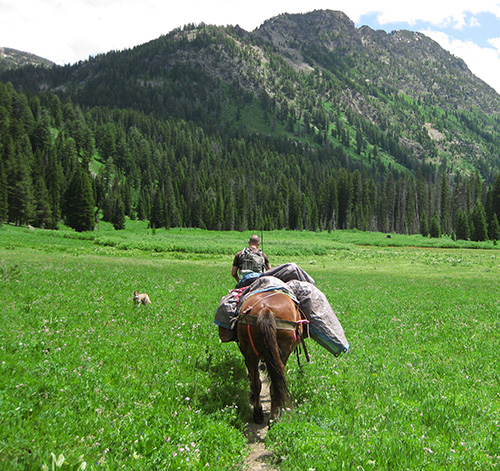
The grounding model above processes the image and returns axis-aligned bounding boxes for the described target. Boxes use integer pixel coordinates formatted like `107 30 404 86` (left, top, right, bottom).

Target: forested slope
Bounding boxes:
2 10 500 239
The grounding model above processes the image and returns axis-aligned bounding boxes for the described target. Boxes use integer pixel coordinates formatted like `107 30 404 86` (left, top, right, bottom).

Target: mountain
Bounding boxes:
3 10 500 179
0 47 54 72
257 10 498 111
2 10 500 236
253 10 500 175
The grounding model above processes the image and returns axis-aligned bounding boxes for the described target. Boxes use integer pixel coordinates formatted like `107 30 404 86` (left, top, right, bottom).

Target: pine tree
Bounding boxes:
490 174 500 220
288 186 301 230
0 161 7 224
164 176 180 228
223 188 236 231
121 183 132 217
420 210 429 237
150 189 165 229
429 212 441 238
64 164 95 232
440 172 451 234
356 129 365 155
45 150 64 228
405 178 417 234
337 169 352 230
455 211 470 240
213 190 224 231
489 213 500 241
327 177 338 230
33 175 53 228
111 195 126 230
136 187 151 221
30 117 51 154
471 201 488 242
6 145 35 226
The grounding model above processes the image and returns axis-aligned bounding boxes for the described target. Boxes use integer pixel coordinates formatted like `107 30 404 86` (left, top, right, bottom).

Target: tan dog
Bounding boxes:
133 290 151 306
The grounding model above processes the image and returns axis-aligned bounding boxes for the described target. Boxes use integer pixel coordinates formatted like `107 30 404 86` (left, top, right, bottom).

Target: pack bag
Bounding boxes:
286 279 349 356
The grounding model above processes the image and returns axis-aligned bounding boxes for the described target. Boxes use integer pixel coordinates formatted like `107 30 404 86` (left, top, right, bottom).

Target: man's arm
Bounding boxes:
231 265 239 283
264 254 271 270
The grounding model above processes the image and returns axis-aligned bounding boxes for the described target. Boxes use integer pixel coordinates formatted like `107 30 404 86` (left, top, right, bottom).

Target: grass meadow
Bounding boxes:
1 222 499 470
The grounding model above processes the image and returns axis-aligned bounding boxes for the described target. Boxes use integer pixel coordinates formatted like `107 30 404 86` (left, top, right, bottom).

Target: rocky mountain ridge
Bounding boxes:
0 47 54 72
2 10 500 178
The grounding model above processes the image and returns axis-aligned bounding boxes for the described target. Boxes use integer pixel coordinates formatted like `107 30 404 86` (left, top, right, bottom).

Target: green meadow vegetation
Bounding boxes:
1 223 499 470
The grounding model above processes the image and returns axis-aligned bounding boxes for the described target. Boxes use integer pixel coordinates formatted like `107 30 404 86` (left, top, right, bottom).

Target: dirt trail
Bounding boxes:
243 373 278 471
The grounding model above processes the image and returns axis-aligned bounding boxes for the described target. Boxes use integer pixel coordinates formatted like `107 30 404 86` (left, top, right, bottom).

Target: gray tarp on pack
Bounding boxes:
214 290 241 330
262 263 316 285
237 262 316 288
214 263 349 356
240 275 298 304
286 279 349 356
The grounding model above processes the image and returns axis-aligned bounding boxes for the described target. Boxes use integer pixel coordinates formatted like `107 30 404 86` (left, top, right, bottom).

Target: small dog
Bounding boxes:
133 290 151 306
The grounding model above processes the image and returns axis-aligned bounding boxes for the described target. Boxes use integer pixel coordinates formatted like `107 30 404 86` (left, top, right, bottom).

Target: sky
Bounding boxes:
2 0 500 94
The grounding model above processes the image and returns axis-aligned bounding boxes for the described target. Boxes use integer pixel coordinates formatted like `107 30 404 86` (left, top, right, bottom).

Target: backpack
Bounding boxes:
240 247 266 274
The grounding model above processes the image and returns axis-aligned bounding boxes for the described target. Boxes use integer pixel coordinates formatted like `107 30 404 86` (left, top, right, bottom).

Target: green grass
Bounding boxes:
1 224 499 469
269 261 500 470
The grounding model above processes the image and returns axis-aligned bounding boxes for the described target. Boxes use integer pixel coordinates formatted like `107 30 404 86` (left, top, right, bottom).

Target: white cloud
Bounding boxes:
0 0 316 63
423 29 500 93
488 37 500 50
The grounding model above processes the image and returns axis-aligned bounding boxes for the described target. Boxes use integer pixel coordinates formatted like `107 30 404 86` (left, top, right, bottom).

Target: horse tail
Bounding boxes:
257 308 290 411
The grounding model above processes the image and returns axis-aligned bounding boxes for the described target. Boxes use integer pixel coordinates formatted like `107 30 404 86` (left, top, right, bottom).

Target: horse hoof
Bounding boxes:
253 408 264 424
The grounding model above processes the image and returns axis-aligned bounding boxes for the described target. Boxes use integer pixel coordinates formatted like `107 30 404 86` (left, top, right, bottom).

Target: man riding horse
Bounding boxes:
231 235 271 288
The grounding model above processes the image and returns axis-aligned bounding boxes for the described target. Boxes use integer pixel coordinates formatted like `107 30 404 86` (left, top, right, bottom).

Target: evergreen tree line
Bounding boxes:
1 81 500 241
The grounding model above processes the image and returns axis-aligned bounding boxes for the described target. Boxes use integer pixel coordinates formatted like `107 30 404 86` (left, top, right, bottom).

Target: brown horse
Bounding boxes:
237 291 305 423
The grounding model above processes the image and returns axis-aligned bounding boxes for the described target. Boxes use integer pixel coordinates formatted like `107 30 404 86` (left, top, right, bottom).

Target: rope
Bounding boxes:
248 323 260 358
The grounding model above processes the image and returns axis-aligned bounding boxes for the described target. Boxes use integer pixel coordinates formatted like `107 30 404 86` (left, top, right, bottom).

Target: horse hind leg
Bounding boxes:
274 340 296 416
246 355 263 423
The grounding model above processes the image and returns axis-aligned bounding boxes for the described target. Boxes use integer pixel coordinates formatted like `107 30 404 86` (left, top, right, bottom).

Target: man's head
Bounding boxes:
248 235 260 247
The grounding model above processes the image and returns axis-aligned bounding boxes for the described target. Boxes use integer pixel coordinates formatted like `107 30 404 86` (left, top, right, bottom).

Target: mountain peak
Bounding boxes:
256 10 357 48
